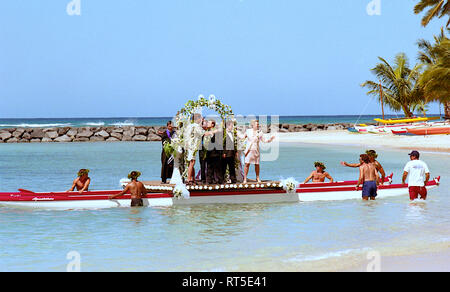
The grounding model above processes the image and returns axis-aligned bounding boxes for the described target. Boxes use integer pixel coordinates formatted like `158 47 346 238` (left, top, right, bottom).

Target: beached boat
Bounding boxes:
374 116 440 124
0 175 440 210
406 126 450 136
351 123 426 134
351 121 446 135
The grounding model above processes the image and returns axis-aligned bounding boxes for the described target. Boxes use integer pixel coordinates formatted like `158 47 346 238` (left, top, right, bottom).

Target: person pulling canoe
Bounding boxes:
109 171 148 207
67 169 91 194
304 162 334 183
341 150 386 185
356 154 379 201
402 150 430 201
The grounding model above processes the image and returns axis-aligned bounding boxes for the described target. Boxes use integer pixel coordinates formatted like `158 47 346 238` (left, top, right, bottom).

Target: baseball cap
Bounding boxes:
408 150 420 158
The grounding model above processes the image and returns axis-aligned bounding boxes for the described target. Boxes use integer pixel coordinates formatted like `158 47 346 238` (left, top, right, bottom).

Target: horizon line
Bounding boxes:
0 113 443 120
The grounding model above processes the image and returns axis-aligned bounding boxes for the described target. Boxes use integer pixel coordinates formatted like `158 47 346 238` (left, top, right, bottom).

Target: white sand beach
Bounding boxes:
278 130 450 153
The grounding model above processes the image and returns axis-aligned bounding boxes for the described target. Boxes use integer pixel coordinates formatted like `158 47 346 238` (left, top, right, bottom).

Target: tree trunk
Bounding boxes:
445 101 450 120
402 104 413 118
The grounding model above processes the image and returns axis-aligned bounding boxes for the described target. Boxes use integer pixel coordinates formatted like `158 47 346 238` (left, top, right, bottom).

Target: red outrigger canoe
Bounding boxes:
0 174 440 210
407 126 450 135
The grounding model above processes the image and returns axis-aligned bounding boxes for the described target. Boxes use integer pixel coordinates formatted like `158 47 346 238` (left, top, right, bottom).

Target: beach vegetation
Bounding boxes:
414 0 450 27
417 28 450 119
361 53 423 117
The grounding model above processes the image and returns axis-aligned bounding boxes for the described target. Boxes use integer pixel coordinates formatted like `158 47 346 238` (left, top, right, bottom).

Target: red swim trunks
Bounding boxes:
409 186 427 201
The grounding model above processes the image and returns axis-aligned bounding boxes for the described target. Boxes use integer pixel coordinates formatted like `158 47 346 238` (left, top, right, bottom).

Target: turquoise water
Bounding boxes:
0 142 448 271
0 114 443 129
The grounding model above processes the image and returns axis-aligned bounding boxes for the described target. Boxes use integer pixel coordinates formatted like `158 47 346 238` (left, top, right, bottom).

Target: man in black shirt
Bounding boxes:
159 121 175 184
222 120 237 183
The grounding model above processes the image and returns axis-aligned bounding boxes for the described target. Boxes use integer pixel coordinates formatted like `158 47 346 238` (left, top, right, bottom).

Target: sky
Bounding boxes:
0 0 446 118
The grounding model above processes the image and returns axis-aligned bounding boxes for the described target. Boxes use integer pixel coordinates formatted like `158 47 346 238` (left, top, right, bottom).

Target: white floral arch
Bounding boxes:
165 95 237 184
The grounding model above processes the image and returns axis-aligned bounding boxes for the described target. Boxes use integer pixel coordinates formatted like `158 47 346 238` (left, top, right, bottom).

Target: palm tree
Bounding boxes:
362 53 423 118
412 100 430 116
418 31 450 119
414 0 450 27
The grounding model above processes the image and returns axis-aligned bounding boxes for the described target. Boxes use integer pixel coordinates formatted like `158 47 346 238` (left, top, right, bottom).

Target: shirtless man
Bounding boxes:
341 150 386 185
304 162 334 183
67 169 91 194
109 171 148 207
356 154 379 201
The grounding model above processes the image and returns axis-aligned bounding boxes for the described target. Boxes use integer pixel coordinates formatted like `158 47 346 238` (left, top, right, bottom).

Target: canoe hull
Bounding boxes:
374 117 440 124
0 178 440 210
0 191 299 210
406 127 450 135
298 184 437 202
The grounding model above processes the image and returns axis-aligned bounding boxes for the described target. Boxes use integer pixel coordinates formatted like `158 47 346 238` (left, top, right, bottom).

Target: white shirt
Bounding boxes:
403 160 430 187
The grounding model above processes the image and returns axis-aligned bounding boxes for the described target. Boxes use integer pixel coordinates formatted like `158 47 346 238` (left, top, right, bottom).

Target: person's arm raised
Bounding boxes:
341 161 361 168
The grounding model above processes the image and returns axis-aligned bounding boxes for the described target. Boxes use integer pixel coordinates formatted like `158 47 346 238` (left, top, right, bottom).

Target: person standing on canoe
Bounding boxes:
185 114 205 185
303 162 334 183
356 154 379 201
242 120 275 183
67 169 91 194
402 151 430 201
159 121 175 184
109 171 147 207
341 150 386 185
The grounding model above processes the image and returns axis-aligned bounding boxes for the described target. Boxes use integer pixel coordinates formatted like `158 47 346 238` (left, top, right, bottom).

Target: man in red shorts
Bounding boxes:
402 151 430 201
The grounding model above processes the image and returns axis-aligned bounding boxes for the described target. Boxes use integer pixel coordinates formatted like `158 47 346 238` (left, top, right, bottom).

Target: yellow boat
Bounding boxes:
374 116 440 124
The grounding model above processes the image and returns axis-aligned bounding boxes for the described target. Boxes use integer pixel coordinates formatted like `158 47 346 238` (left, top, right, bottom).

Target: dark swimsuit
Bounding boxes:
131 198 144 207
362 181 377 198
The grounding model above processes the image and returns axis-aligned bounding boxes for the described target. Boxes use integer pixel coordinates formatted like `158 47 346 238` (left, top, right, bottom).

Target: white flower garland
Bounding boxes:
280 178 299 194
172 183 190 200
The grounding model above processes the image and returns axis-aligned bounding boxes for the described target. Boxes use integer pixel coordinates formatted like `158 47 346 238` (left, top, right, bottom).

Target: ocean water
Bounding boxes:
0 114 443 129
0 142 448 271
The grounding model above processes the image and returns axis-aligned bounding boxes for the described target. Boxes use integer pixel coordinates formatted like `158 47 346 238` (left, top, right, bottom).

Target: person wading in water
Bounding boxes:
109 171 148 207
67 169 91 194
303 162 334 183
341 150 386 185
356 154 379 201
